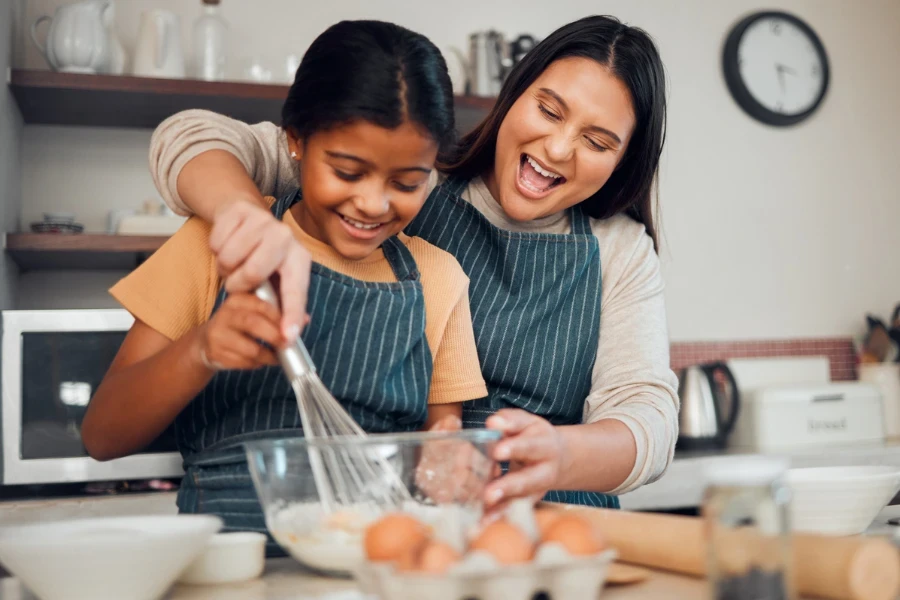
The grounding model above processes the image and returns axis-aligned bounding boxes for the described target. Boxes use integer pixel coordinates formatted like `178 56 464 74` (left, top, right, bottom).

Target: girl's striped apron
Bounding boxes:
175 189 433 554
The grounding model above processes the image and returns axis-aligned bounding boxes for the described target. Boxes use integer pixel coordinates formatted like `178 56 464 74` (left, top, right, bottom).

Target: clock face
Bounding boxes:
723 12 830 126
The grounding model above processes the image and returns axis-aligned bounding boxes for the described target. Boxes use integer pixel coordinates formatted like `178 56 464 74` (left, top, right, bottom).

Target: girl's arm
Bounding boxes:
81 321 211 461
82 294 283 461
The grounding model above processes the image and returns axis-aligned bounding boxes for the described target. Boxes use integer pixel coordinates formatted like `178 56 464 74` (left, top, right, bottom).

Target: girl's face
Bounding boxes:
486 57 637 222
288 121 438 261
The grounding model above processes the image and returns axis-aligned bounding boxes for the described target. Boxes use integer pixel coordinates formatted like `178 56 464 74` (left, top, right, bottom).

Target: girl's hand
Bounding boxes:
198 293 285 371
210 201 312 341
483 409 565 509
415 415 496 504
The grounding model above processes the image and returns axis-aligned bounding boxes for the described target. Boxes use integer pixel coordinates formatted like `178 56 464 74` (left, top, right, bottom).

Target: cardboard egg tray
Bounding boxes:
354 545 618 600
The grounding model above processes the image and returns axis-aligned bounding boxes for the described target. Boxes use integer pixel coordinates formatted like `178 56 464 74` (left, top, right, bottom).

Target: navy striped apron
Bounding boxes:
406 176 618 508
175 189 433 554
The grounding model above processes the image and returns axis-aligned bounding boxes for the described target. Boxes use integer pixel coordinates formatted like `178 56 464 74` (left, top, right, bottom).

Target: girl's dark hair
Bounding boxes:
442 16 666 250
282 20 456 154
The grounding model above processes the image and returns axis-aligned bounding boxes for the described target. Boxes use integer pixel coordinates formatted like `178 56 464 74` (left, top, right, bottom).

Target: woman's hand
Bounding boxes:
210 201 312 341
483 409 566 509
198 292 284 371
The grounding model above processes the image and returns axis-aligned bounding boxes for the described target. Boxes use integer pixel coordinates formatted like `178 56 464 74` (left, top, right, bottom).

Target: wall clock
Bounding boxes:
722 11 830 127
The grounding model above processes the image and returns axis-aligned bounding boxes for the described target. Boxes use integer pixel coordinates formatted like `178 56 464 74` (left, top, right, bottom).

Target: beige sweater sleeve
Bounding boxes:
586 215 680 495
149 110 296 215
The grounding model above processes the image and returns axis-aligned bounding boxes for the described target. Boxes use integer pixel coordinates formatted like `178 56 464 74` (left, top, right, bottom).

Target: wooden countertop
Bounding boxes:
0 558 708 599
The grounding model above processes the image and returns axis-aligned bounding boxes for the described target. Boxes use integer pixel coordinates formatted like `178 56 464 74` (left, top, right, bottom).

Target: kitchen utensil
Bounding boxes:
107 208 137 233
102 0 126 74
606 562 651 585
30 0 112 74
243 430 499 574
43 212 76 224
178 532 266 585
193 0 228 81
132 9 185 78
509 34 538 65
31 221 84 234
468 31 506 96
241 56 274 82
254 281 412 512
859 364 900 439
677 362 740 450
703 457 792 599
0 515 221 600
786 466 900 535
558 505 900 600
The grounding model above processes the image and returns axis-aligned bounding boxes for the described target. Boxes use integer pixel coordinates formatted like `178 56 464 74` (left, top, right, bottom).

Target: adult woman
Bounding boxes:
149 15 678 509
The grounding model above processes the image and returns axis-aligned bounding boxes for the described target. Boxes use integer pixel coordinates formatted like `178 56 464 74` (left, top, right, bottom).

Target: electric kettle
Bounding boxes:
677 361 740 450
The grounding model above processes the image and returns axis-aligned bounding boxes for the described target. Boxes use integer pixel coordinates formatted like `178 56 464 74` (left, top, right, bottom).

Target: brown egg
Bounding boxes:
469 519 534 565
364 513 429 562
534 508 562 539
542 514 606 556
416 541 461 574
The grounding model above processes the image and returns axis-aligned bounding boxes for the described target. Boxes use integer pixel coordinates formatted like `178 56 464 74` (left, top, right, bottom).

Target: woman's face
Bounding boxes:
287 120 437 260
487 57 637 222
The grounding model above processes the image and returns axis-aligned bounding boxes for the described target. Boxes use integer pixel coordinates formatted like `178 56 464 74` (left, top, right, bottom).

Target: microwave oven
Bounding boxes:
1 309 183 485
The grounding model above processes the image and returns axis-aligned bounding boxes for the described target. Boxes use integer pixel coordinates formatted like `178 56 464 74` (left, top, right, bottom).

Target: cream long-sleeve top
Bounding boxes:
148 110 680 495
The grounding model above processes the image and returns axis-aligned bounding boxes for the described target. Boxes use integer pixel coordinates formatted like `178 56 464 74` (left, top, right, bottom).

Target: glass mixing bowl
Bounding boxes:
244 429 500 575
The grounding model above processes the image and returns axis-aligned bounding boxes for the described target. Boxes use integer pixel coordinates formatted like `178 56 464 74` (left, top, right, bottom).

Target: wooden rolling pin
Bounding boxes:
549 505 900 600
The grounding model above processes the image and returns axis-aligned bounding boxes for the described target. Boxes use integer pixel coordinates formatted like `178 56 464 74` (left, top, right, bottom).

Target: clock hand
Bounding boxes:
775 64 786 92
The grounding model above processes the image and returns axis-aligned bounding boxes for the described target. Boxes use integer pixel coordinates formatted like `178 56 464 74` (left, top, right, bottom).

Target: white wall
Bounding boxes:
12 0 900 340
0 0 24 310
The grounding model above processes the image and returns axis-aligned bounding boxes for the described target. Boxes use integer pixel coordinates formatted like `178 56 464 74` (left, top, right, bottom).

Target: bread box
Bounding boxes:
730 382 884 451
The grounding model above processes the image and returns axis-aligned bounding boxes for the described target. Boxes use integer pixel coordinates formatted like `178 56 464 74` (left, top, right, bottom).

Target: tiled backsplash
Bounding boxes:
670 338 857 381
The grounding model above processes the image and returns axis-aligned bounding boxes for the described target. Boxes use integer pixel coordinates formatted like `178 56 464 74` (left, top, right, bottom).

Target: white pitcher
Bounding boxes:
132 10 185 79
31 0 112 74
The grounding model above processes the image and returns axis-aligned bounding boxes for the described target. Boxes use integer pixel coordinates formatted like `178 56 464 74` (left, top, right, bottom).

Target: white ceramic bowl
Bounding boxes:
0 515 222 600
786 466 900 535
178 532 267 585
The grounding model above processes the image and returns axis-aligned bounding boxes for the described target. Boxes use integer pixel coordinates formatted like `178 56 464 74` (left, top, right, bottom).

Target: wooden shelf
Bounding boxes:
6 233 168 271
9 69 495 131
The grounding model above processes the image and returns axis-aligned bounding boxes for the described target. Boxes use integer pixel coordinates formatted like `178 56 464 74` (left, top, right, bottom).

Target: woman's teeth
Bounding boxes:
525 155 561 179
341 215 382 230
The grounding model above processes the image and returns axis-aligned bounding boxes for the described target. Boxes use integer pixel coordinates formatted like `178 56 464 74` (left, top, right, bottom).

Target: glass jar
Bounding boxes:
703 456 795 600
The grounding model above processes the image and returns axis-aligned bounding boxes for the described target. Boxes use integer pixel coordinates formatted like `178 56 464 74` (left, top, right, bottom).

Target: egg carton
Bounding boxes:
354 544 618 600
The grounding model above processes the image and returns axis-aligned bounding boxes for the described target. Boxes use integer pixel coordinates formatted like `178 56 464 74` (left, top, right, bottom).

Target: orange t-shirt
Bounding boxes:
109 199 487 405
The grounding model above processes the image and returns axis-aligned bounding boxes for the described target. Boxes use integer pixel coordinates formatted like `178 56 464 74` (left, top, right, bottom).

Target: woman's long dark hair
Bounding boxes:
282 20 456 155
441 16 666 250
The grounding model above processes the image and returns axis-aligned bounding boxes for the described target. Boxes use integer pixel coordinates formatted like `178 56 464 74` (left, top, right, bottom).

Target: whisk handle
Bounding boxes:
254 281 317 378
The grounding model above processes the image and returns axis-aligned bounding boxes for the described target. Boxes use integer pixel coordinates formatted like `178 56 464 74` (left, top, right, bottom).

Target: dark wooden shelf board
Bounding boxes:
9 69 495 131
6 233 168 271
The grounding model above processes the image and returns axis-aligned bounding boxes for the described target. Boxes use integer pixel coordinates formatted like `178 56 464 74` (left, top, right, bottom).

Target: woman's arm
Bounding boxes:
150 109 296 219
482 215 678 506
149 110 311 338
581 215 679 494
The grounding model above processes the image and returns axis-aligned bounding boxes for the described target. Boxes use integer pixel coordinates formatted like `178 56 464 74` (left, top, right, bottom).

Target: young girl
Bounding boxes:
81 20 487 550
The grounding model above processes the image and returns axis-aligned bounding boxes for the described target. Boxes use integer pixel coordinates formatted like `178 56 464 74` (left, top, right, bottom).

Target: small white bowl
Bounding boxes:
786 466 900 535
179 532 267 585
0 515 221 600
